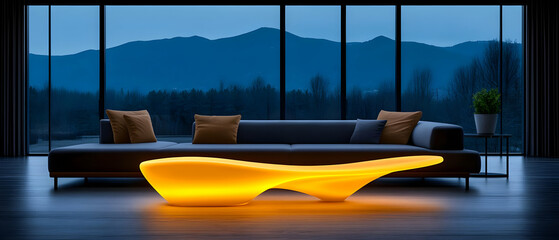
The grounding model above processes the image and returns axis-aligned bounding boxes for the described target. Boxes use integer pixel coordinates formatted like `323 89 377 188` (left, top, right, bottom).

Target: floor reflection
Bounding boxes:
142 191 445 237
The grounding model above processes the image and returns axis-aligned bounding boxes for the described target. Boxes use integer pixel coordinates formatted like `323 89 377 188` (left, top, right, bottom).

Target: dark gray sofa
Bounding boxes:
49 119 480 189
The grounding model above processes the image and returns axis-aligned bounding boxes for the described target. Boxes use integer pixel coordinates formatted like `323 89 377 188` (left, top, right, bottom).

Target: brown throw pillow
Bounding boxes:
123 114 157 143
106 109 149 143
193 114 241 144
377 110 422 144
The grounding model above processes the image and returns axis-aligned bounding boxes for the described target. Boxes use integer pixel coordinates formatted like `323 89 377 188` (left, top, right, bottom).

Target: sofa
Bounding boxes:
48 119 481 189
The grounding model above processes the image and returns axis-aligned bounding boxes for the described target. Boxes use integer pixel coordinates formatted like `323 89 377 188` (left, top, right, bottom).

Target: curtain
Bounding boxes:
1 0 27 156
525 0 559 157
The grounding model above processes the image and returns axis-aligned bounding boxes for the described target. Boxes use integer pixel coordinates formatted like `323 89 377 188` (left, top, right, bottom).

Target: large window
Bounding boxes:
51 6 100 149
502 6 524 152
27 5 524 153
346 6 396 119
28 6 99 153
286 6 341 119
28 6 49 153
402 6 503 152
105 6 280 141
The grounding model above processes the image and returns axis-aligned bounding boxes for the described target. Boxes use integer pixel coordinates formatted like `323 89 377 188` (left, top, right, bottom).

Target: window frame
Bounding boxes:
26 2 526 154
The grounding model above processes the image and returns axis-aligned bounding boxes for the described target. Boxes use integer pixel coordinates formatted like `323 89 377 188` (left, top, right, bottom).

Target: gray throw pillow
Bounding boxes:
350 119 387 144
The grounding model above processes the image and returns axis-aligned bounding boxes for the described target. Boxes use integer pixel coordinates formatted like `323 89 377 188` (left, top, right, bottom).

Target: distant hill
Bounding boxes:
29 27 520 97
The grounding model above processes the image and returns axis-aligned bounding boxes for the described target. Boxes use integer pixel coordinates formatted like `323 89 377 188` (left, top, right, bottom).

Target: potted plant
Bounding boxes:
472 88 501 134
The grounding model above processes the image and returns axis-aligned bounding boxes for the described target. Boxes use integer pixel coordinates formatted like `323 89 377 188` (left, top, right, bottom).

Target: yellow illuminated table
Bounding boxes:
140 156 443 206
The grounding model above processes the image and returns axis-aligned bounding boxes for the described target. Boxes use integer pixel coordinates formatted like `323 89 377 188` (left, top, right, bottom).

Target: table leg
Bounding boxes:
506 137 509 178
500 135 503 156
485 137 488 176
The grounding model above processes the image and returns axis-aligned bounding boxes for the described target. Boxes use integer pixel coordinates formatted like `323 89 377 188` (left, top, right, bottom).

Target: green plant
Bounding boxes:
472 88 501 114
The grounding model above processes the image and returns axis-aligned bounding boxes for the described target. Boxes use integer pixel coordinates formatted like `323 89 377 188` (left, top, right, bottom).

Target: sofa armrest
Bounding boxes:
410 121 464 150
100 119 114 144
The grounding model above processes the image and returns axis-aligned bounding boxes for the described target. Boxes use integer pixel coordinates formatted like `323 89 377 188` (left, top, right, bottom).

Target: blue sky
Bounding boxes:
28 5 522 55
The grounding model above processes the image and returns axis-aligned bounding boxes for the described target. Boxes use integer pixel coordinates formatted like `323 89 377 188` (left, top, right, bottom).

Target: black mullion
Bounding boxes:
341 5 346 120
522 5 526 154
280 5 286 120
48 5 51 152
99 5 105 120
25 6 29 154
499 5 503 154
396 5 401 111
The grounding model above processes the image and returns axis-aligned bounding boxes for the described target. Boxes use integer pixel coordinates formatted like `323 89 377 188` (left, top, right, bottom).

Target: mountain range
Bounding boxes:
29 27 520 97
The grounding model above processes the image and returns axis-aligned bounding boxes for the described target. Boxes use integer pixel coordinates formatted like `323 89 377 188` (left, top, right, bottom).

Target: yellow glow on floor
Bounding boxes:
141 193 446 235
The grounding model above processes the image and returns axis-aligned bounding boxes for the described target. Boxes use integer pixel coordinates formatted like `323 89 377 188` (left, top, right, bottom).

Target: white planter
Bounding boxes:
474 114 498 134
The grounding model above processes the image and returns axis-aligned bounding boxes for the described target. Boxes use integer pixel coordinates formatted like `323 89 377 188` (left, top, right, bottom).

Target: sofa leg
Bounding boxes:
54 177 58 190
465 177 469 191
84 177 88 184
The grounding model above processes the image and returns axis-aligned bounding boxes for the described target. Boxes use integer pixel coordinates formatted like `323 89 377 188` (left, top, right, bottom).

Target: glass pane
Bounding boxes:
402 6 500 152
286 6 341 119
51 6 100 148
346 6 396 119
28 6 49 153
503 6 524 152
106 6 280 142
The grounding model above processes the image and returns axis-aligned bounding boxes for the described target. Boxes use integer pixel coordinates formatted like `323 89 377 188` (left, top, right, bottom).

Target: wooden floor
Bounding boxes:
1 156 558 239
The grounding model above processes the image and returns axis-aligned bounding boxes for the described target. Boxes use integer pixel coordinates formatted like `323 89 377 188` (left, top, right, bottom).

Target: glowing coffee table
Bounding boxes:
140 156 443 206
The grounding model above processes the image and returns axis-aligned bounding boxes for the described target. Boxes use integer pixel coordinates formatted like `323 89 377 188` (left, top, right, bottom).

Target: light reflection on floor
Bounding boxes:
147 190 445 216
141 190 446 238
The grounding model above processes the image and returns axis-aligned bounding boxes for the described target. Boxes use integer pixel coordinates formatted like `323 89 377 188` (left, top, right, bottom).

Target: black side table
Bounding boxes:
464 133 511 178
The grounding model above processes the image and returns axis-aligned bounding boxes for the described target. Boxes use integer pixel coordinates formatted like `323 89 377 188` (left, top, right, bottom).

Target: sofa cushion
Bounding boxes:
350 119 387 144
106 109 150 143
48 141 178 172
124 114 157 143
377 110 422 144
290 144 480 172
157 143 292 164
410 121 464 150
193 114 241 144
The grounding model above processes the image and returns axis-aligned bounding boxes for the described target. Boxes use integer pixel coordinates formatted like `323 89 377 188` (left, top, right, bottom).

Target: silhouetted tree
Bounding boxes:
480 41 500 89
446 40 522 151
404 68 434 115
408 68 433 101
310 74 329 108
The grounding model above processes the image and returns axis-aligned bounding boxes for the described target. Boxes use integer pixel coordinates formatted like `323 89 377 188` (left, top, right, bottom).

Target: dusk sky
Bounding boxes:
28 5 522 55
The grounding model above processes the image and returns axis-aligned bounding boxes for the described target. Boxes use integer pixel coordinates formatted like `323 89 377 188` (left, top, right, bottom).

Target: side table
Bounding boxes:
464 133 511 178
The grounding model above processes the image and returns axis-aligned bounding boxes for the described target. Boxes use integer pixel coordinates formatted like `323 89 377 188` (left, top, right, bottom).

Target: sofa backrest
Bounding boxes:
100 119 464 149
100 119 114 144
193 120 357 144
101 119 358 144
409 121 464 150
240 120 357 144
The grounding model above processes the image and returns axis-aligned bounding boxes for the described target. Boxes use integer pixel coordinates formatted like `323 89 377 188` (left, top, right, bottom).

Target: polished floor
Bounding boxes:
1 156 558 239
